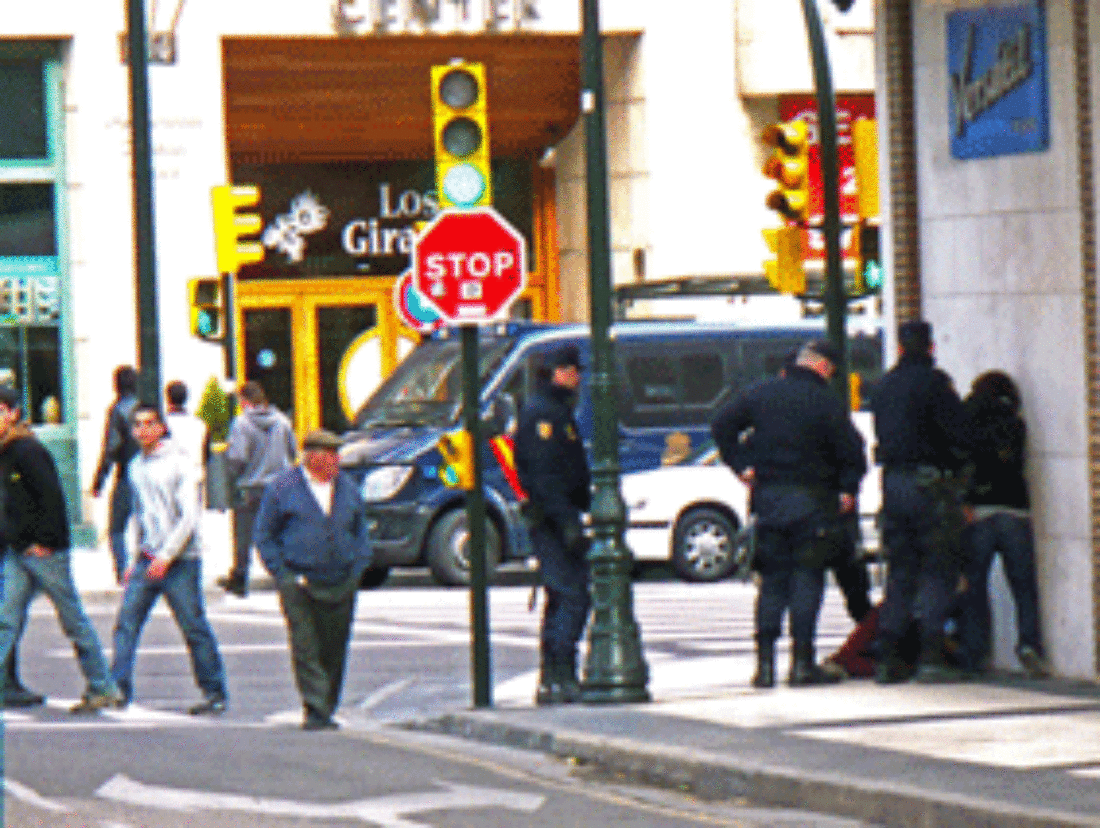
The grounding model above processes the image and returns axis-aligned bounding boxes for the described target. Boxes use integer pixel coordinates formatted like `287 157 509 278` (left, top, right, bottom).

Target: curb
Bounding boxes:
420 711 1100 828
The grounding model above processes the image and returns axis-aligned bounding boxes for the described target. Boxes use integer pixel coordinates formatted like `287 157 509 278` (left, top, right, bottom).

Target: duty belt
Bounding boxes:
886 464 954 484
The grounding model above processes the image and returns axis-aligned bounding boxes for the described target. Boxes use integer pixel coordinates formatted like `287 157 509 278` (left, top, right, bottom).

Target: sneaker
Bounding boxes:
188 697 227 715
1017 646 1050 678
70 690 122 714
216 574 248 598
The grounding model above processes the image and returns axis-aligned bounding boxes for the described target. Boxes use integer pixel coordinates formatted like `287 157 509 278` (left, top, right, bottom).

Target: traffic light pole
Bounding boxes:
579 0 650 704
799 0 850 408
461 324 492 709
126 0 162 404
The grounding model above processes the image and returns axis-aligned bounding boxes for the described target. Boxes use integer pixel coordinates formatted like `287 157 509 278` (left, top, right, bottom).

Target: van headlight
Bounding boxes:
360 466 414 502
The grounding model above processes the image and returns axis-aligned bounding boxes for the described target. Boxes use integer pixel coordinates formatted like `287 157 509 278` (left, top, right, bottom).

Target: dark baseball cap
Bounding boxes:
548 345 582 369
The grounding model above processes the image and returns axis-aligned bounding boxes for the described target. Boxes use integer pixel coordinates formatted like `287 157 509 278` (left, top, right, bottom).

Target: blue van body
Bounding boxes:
341 319 883 585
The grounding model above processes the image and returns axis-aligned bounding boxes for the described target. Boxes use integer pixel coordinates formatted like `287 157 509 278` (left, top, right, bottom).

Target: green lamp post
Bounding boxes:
578 0 650 704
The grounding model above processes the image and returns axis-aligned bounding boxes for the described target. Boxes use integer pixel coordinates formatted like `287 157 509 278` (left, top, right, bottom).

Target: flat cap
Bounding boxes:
549 344 582 369
804 339 842 366
301 428 343 451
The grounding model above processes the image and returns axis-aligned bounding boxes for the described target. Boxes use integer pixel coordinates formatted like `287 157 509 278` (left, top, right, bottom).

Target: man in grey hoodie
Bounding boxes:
217 381 296 597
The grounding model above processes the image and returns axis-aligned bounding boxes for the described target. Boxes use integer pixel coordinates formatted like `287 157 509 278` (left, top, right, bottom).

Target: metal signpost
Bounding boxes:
412 206 526 708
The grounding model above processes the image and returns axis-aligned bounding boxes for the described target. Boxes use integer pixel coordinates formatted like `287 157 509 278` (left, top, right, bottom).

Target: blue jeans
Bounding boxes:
959 512 1043 669
111 556 227 704
0 549 116 695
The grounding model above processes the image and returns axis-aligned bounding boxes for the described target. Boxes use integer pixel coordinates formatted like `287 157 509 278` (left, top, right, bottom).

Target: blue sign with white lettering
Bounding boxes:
946 3 1048 159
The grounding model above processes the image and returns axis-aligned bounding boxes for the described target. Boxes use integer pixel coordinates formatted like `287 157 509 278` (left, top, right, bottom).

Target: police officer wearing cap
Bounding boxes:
869 320 971 683
712 340 866 688
514 344 591 705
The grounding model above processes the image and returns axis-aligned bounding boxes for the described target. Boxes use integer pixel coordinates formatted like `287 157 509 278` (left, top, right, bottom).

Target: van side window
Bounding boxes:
682 353 723 404
628 355 677 405
620 346 727 428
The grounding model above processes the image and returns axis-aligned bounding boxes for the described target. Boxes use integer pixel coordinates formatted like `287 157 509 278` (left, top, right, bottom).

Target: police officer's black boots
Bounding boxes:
874 639 910 684
789 641 844 686
913 633 969 684
3 650 45 708
535 646 566 705
560 651 581 703
751 637 776 688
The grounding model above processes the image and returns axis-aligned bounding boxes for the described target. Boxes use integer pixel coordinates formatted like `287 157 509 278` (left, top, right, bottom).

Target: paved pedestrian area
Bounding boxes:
433 660 1100 828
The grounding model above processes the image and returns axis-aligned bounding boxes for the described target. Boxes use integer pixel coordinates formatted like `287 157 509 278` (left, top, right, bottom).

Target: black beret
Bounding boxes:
899 320 933 351
549 345 582 369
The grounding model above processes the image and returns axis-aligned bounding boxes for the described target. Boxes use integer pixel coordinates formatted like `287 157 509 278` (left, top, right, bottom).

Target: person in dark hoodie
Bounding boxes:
0 386 122 713
217 381 296 597
90 365 140 584
957 370 1049 677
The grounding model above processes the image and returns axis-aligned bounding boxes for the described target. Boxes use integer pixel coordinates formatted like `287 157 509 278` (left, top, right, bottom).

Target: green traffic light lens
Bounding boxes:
196 310 216 337
442 117 482 159
442 164 487 207
439 69 479 109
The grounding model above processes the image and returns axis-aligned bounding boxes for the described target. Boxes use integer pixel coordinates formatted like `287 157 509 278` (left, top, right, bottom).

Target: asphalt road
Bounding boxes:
2 573 880 827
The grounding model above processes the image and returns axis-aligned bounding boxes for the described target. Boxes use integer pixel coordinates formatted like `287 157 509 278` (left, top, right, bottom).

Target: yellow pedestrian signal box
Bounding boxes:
762 226 806 295
851 118 880 220
762 120 810 223
189 277 224 340
431 62 492 210
437 429 475 490
211 185 264 275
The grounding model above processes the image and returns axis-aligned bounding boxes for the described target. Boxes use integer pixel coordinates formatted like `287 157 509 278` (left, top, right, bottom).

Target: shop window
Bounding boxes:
0 183 57 257
0 59 47 161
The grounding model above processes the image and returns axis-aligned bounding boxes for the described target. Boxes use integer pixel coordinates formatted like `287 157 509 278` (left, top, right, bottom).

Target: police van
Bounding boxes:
341 320 883 586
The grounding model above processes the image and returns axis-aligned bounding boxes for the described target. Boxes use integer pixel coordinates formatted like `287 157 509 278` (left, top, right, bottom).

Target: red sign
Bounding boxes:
780 94 876 260
413 207 527 323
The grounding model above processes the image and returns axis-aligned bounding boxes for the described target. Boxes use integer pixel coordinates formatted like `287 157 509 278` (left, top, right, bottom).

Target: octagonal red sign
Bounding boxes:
412 207 527 323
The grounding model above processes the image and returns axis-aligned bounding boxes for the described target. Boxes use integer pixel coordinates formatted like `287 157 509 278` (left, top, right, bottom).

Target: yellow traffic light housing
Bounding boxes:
851 118 880 220
211 185 264 275
431 62 492 209
762 120 810 224
762 226 806 295
189 277 224 340
437 429 475 490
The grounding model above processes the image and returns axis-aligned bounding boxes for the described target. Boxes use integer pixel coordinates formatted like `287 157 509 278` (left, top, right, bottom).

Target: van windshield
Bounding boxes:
353 336 516 429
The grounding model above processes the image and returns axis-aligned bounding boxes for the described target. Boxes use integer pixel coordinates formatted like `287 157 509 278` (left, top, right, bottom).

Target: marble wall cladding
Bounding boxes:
913 0 1095 676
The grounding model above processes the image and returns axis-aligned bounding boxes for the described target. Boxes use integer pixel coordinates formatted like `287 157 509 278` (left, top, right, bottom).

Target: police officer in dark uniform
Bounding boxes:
712 340 866 687
514 345 591 705
870 320 970 683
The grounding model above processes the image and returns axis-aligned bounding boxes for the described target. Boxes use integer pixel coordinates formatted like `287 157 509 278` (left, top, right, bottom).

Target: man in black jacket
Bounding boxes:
712 340 866 687
90 365 139 584
515 345 591 705
0 386 121 712
869 320 970 683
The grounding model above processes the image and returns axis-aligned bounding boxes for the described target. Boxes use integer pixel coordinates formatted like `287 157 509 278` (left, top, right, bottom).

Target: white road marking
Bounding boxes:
96 774 545 826
3 778 72 813
357 678 414 711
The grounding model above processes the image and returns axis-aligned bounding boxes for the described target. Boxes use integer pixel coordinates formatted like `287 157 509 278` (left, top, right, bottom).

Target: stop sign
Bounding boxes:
413 207 527 323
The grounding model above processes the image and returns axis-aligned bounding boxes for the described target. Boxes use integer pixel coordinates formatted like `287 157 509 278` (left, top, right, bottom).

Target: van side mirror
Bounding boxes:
482 394 518 436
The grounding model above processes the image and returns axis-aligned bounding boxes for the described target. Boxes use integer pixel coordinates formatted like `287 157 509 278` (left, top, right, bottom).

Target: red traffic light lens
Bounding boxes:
439 69 479 109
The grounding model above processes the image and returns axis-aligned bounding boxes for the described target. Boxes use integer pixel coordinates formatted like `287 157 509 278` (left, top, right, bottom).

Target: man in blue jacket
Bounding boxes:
253 429 372 730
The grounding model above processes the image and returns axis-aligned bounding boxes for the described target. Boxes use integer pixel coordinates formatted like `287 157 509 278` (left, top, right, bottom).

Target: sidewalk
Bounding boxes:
424 660 1100 828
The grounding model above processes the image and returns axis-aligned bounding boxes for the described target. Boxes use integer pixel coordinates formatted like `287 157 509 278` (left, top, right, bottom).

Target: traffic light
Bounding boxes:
188 277 224 340
437 428 475 490
762 120 810 223
211 185 264 275
853 221 883 295
851 117 880 220
762 226 806 295
431 62 492 210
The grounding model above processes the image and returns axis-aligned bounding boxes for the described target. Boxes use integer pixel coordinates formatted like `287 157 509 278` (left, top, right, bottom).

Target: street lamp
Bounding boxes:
578 0 650 704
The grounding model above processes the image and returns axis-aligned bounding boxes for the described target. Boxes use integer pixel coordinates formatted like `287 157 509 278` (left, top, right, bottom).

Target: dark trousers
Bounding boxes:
542 588 591 664
108 476 133 583
231 490 263 580
878 470 962 655
832 555 872 624
529 522 590 663
754 522 827 646
277 577 357 720
958 513 1043 669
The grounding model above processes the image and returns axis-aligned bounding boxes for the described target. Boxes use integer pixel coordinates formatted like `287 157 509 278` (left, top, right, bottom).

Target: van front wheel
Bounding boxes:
671 507 738 582
426 509 502 587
